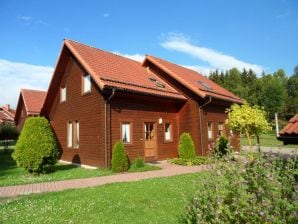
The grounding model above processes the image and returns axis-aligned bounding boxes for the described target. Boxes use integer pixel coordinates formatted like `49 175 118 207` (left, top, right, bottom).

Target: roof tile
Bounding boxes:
279 114 298 135
64 40 185 100
21 89 47 115
145 55 243 103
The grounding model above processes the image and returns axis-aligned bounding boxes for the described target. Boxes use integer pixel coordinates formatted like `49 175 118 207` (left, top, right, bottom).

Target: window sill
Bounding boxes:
82 91 91 96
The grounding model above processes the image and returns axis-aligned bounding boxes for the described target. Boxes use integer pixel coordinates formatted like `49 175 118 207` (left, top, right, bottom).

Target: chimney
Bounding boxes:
4 104 10 110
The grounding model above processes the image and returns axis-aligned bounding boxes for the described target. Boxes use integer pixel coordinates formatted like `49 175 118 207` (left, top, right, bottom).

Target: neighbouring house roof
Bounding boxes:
279 114 298 135
144 55 243 104
0 105 15 123
21 89 47 115
64 39 185 100
14 89 47 125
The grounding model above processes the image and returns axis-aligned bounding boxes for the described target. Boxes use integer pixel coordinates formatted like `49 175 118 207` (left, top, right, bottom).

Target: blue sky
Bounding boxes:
0 0 297 107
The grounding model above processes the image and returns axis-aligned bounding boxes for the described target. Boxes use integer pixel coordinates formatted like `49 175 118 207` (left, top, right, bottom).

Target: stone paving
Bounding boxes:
0 161 209 198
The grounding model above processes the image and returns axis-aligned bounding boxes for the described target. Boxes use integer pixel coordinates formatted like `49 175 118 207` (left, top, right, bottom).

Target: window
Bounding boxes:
67 122 73 147
144 123 154 140
83 74 91 94
207 122 213 139
164 123 172 141
61 86 66 102
74 121 80 148
218 122 224 136
67 121 80 148
121 123 131 143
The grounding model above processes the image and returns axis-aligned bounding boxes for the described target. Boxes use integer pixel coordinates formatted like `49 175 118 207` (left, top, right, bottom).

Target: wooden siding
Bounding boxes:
110 92 182 163
48 56 106 167
147 62 239 155
15 98 27 132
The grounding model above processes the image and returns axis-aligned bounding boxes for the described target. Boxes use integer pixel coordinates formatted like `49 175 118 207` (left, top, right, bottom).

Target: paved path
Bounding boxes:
0 161 209 198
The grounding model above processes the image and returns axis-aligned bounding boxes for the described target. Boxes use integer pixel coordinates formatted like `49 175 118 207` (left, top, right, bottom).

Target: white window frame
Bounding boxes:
121 123 131 144
207 122 213 139
83 74 91 94
61 86 66 103
74 121 80 148
218 122 224 136
67 122 73 148
164 123 172 142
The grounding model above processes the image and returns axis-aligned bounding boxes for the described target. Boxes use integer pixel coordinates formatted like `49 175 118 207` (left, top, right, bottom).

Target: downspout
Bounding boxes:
199 96 212 155
104 88 116 168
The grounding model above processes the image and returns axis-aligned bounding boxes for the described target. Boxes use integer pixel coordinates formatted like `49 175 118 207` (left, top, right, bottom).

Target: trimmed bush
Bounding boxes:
169 156 211 166
180 154 297 224
212 136 229 157
178 133 196 159
111 141 129 172
130 157 145 169
12 117 58 173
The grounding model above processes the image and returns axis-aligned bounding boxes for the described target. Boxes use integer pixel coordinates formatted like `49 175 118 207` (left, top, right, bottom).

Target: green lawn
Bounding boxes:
240 133 298 148
0 148 159 187
0 172 206 224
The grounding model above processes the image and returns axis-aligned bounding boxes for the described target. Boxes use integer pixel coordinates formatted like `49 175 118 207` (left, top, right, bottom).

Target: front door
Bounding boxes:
144 122 157 160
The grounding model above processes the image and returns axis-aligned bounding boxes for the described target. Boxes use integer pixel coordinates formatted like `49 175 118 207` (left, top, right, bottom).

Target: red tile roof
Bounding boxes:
279 114 298 135
144 55 243 103
21 89 47 115
0 105 15 123
64 40 185 100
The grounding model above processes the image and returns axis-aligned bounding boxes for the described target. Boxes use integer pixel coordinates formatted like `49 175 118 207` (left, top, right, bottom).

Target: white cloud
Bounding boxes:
103 13 110 18
182 65 212 76
0 59 53 108
113 51 144 62
161 33 264 74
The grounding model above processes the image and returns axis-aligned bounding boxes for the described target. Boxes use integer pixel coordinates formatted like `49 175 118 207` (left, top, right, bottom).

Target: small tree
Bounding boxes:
227 103 271 152
12 117 58 173
178 133 196 159
0 123 19 152
111 141 129 172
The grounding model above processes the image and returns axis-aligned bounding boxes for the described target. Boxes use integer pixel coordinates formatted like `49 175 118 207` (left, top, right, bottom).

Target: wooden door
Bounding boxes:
144 122 157 159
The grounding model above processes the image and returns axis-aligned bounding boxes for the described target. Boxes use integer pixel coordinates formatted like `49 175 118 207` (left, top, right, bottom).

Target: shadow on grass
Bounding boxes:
0 148 17 172
43 164 79 174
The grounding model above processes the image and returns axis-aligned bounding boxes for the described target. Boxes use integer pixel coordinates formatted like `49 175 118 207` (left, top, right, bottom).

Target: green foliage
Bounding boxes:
0 123 19 140
178 133 196 159
130 157 145 169
210 136 229 157
180 154 297 224
209 66 298 120
12 117 58 174
169 156 211 166
227 103 271 150
111 141 129 172
0 123 19 152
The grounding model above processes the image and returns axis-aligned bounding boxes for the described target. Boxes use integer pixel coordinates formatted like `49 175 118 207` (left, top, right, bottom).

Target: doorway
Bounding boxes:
144 122 157 160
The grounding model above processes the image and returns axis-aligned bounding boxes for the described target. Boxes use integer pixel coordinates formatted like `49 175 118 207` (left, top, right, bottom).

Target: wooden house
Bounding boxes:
41 39 242 167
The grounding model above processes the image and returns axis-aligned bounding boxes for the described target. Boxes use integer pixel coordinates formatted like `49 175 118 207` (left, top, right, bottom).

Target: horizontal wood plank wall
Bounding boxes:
110 92 181 162
48 56 105 167
147 62 202 155
201 103 240 154
16 98 27 132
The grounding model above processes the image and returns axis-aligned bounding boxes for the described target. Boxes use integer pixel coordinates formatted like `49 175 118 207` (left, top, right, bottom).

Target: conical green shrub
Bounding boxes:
178 133 196 159
111 141 129 172
12 117 58 173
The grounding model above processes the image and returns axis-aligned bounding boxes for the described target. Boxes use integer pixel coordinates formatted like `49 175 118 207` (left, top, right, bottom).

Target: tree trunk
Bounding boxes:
256 135 261 153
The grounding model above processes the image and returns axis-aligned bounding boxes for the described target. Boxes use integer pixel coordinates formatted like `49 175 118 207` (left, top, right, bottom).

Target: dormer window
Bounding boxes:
61 86 66 103
83 74 91 94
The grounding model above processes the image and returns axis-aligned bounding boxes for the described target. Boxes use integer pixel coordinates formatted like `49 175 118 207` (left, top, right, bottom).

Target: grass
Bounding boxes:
240 133 298 149
0 148 159 187
128 163 161 172
0 172 207 223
